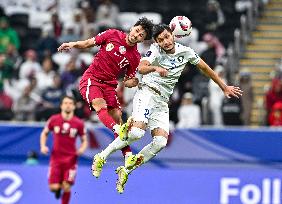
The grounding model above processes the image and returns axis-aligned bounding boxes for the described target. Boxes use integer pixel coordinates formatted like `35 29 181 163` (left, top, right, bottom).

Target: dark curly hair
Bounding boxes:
152 24 172 41
134 17 154 40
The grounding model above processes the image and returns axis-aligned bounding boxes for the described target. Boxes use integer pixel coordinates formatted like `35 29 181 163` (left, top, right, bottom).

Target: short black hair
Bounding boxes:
60 95 76 105
134 17 154 40
152 24 172 41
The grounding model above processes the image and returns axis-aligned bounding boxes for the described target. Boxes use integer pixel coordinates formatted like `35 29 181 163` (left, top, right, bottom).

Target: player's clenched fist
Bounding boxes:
40 145 49 155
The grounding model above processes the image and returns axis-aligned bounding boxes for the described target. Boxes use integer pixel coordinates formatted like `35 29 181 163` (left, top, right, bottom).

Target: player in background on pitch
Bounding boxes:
92 23 243 193
57 17 154 178
40 96 88 204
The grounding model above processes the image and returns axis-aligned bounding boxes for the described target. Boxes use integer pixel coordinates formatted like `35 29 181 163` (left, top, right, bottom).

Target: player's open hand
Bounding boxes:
223 86 243 98
40 145 49 155
124 77 139 88
155 67 168 77
57 42 74 52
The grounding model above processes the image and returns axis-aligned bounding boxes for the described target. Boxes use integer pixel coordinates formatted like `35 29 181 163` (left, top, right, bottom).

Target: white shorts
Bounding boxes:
132 85 169 133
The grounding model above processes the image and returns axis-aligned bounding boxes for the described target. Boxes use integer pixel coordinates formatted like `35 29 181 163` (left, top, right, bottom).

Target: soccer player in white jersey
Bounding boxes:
92 24 243 193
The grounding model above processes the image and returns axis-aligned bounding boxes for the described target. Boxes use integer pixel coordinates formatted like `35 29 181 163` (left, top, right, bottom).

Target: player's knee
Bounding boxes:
49 184 60 192
62 182 71 192
152 136 167 151
128 127 145 142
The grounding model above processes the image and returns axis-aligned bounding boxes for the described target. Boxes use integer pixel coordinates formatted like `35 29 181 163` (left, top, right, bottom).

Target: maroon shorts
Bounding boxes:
79 76 120 109
48 162 77 185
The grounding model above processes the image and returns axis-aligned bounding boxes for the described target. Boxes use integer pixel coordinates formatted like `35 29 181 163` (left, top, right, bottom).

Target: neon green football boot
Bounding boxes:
125 153 144 170
91 154 106 178
119 117 133 141
115 166 129 194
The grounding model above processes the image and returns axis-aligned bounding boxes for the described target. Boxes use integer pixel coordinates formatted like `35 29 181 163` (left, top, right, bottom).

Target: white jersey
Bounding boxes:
141 42 200 102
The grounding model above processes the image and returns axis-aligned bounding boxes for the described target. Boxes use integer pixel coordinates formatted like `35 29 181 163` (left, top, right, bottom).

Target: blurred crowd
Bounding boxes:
0 0 275 127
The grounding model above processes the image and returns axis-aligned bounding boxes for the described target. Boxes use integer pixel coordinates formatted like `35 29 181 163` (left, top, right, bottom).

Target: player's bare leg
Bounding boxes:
61 181 71 204
49 183 62 199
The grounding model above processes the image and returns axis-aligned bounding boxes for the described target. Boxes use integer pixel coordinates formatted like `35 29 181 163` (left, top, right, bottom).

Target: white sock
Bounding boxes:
113 124 120 134
127 136 167 174
138 136 167 163
99 137 128 160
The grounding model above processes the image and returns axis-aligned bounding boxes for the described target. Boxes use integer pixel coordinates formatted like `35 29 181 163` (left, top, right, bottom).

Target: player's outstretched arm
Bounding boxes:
57 38 96 52
40 127 50 155
196 59 243 98
77 135 88 156
138 60 168 77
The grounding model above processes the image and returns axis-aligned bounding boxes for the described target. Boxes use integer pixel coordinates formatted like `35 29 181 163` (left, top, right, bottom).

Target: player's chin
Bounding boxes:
163 45 174 51
129 36 139 44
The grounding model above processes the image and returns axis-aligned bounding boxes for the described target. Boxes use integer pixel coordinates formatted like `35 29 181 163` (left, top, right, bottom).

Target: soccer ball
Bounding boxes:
169 16 192 38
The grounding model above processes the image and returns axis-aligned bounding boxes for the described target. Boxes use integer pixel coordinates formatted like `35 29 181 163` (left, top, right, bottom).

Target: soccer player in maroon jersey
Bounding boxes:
57 17 154 177
40 96 88 204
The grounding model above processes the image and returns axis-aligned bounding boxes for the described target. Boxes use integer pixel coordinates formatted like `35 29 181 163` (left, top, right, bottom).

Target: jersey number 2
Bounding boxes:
144 109 149 119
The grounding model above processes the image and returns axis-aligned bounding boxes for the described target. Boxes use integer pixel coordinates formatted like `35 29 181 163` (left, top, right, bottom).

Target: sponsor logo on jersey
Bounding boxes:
54 126 60 134
70 128 78 138
177 56 184 63
145 51 152 57
169 58 177 68
119 46 126 54
106 43 114 51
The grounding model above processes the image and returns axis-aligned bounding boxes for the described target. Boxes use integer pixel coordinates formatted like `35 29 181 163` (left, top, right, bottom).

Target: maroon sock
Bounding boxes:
61 191 71 204
97 108 116 130
114 132 132 157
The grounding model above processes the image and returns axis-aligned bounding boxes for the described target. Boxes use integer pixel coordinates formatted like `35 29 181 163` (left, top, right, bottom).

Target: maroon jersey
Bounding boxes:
82 29 141 86
46 114 85 164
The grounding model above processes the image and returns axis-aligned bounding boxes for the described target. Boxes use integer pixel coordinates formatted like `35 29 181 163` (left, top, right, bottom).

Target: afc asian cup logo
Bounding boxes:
69 128 78 138
106 43 114 51
54 126 60 134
